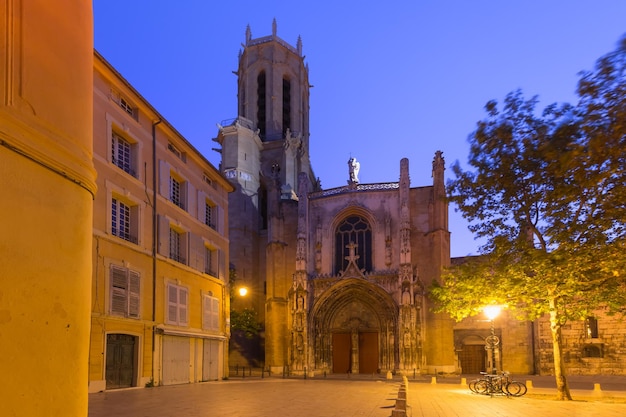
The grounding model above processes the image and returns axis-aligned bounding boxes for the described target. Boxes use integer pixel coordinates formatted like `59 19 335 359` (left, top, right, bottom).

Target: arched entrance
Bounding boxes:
311 278 398 374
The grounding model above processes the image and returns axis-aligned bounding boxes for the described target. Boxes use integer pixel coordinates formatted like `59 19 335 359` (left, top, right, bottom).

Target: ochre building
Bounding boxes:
89 52 233 392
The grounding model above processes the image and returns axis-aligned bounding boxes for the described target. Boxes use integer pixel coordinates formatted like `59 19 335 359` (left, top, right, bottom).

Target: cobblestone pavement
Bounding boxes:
88 375 626 417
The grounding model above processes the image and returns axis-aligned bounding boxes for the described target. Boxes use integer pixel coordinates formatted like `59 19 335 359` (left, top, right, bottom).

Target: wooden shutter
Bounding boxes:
110 265 128 315
128 270 140 318
159 160 170 197
211 297 219 330
158 215 170 257
167 284 178 324
179 287 188 325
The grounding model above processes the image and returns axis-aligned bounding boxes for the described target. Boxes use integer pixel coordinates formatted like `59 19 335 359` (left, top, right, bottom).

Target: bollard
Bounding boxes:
386 370 393 380
395 398 407 411
593 383 602 396
461 377 467 386
526 380 533 389
431 376 437 384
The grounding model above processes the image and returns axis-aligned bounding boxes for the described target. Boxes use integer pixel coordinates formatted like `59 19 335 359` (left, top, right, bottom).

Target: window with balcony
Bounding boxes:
110 265 140 318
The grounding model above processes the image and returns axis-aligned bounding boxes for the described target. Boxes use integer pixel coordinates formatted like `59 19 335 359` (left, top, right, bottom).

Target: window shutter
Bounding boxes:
186 181 196 216
179 287 188 325
159 160 170 197
128 270 140 318
211 298 219 330
202 295 211 330
110 265 128 315
158 215 170 257
168 284 178 323
197 191 207 224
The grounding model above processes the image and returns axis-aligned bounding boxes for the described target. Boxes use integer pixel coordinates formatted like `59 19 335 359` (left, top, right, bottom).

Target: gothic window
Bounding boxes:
257 71 266 139
334 215 372 274
282 77 291 136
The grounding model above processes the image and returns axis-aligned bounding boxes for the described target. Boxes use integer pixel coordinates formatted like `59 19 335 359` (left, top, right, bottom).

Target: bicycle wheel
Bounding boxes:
505 381 527 396
468 379 480 393
473 380 491 395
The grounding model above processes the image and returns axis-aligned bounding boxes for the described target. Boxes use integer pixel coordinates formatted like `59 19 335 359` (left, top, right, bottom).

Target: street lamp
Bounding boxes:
238 286 248 297
483 305 501 374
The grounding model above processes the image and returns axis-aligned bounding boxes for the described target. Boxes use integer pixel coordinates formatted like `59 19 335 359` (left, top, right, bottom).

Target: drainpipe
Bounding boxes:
151 118 162 382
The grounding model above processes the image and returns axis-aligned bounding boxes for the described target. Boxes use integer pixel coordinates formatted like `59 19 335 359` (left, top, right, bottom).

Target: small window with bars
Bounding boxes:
169 175 186 210
169 228 185 264
205 201 217 230
205 246 218 276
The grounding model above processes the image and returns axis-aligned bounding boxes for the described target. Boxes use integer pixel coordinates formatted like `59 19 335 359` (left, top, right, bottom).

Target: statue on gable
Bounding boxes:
348 157 360 184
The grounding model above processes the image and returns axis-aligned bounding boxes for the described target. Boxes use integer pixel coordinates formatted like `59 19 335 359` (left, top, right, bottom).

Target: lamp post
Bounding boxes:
483 305 501 374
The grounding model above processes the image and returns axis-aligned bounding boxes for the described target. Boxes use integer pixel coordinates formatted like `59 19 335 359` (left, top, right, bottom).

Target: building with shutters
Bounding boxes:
88 52 233 392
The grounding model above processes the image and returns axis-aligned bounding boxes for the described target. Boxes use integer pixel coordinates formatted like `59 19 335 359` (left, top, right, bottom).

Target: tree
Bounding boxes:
432 36 626 400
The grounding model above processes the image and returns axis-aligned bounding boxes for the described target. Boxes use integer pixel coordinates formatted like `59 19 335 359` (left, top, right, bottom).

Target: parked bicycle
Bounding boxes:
468 372 527 397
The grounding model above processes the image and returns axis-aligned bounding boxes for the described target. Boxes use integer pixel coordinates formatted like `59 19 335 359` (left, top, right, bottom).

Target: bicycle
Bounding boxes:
468 372 527 397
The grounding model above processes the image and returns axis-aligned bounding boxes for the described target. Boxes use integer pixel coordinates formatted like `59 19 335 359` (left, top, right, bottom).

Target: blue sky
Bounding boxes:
93 1 626 257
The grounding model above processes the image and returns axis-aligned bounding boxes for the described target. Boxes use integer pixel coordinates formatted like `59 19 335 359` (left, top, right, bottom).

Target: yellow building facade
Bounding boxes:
89 53 233 392
0 1 96 415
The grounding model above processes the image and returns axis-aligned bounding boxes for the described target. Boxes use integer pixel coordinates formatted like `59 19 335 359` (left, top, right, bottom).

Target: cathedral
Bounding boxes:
215 21 456 376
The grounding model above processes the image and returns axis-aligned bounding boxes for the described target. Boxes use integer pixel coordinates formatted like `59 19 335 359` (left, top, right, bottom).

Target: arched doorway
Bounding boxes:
311 278 398 374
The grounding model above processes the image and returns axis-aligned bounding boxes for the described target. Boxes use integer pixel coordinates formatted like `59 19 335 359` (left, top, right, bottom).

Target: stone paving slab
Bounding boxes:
88 377 626 417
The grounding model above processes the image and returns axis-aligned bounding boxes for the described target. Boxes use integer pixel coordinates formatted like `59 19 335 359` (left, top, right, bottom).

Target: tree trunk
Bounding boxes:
549 298 572 400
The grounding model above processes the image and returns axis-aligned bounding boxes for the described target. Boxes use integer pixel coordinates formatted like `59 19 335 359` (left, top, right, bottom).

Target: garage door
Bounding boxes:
162 336 190 385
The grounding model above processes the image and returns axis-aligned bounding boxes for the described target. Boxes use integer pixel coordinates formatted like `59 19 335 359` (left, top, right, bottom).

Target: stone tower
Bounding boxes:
215 21 316 370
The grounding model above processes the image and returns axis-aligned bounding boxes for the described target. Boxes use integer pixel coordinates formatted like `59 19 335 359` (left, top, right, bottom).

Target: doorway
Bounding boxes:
105 334 137 389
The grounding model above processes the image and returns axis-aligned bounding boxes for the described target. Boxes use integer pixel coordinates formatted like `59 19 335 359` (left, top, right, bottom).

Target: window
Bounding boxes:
334 215 372 274
205 201 217 230
582 344 603 358
257 71 266 139
110 265 140 318
167 283 188 326
205 246 218 276
111 131 137 177
169 175 186 210
169 227 186 264
282 77 291 136
203 294 219 331
585 317 599 338
119 97 135 117
112 197 138 244
167 142 185 161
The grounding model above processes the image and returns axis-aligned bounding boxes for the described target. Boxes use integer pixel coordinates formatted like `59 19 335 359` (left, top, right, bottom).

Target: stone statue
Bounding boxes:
348 157 360 183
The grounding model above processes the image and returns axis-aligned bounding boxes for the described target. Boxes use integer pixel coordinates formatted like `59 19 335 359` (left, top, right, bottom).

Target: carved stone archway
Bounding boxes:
310 278 398 374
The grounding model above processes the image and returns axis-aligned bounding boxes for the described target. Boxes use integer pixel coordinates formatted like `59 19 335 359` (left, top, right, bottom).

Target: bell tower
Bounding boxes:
215 21 316 369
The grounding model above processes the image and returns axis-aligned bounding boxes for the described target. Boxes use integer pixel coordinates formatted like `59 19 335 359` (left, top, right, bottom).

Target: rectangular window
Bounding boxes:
203 294 219 331
205 201 216 230
110 265 140 318
205 246 218 276
169 175 186 210
585 317 599 338
167 283 188 326
169 228 186 264
112 198 138 244
111 131 137 177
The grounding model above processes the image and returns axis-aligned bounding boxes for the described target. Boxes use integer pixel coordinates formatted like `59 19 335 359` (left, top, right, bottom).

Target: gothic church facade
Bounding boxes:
215 22 456 376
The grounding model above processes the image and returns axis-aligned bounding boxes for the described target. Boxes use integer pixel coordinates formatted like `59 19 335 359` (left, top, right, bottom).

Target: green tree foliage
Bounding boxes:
433 35 626 401
230 308 261 338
